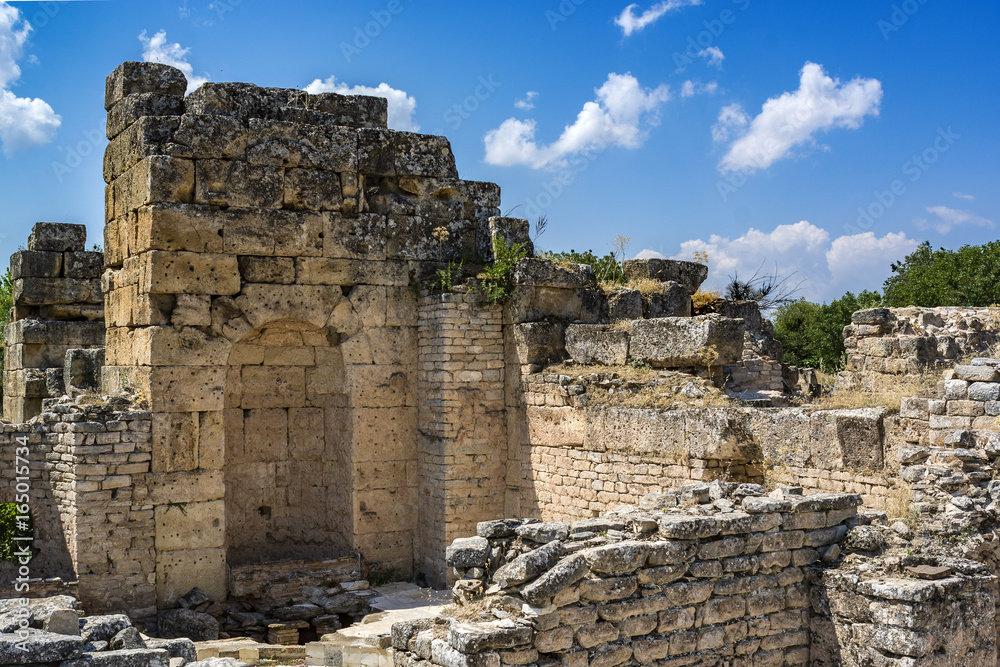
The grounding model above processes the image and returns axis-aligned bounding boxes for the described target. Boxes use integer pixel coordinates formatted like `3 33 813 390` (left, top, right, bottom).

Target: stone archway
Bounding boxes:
223 319 353 566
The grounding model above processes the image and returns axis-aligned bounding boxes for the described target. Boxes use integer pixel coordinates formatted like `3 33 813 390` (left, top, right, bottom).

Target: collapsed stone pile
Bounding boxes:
391 484 862 667
0 595 196 667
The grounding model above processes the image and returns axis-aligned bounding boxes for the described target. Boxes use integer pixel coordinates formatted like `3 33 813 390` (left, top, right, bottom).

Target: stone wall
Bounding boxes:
894 360 1000 534
815 563 998 666
0 397 156 616
3 223 104 423
838 306 1000 391
397 486 860 667
510 387 901 521
417 288 507 587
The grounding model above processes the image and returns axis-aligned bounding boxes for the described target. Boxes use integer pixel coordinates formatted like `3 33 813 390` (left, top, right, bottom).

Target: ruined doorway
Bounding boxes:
223 319 352 566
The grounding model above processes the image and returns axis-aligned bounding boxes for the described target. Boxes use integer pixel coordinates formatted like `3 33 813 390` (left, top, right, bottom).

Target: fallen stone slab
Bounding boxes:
0 630 84 664
81 616 133 644
62 648 170 667
446 537 490 568
493 541 564 588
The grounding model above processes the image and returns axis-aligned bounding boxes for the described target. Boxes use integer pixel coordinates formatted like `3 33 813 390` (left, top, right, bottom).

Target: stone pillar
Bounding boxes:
3 223 104 422
417 289 507 586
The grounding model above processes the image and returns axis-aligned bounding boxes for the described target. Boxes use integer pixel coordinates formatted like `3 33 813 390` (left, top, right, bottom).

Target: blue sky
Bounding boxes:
0 0 997 302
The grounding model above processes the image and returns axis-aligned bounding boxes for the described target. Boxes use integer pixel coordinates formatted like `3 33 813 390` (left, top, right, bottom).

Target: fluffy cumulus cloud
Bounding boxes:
644 221 918 302
681 80 718 98
139 30 209 94
484 72 669 169
716 62 882 174
615 0 703 36
0 2 60 154
914 205 994 235
699 46 724 69
304 76 418 132
515 91 538 111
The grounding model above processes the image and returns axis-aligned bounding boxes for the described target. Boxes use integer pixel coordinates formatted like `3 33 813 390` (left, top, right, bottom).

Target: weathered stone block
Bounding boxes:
565 324 628 366
195 159 284 208
0 631 84 664
607 289 642 320
513 322 566 366
221 208 324 257
628 315 745 367
28 222 88 252
140 251 240 295
135 204 225 254
285 168 343 211
106 61 186 110
642 281 692 318
622 259 707 295
155 500 225 551
10 250 62 279
14 278 101 306
515 258 596 289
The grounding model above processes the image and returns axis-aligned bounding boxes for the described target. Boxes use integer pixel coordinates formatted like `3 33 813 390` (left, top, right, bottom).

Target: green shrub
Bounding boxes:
480 237 529 305
0 503 33 562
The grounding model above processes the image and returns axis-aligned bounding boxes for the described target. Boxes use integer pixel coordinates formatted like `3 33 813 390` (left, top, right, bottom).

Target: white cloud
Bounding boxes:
914 205 994 235
139 30 209 94
717 62 882 174
681 80 718 98
699 46 724 69
304 76 418 132
515 91 538 111
953 191 975 201
615 0 703 36
672 221 918 302
0 2 59 154
711 102 748 143
484 72 669 169
635 248 666 259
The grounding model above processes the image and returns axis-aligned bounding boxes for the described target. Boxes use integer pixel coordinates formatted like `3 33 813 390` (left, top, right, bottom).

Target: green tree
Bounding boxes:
883 241 1000 307
773 290 881 371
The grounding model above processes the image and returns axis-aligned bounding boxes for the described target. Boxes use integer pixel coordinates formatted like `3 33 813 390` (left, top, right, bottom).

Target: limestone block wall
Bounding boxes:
838 306 1000 390
892 361 1000 533
511 395 904 521
814 565 998 666
0 398 156 616
417 289 507 587
3 223 105 423
398 488 861 667
99 60 508 604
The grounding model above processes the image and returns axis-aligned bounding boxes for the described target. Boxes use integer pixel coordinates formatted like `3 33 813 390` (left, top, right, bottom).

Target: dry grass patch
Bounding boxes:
808 371 938 412
544 362 733 409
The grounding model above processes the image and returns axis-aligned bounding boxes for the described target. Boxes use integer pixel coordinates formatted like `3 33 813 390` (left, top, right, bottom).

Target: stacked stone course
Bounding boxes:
3 223 105 423
838 306 1000 390
0 397 155 615
396 485 861 667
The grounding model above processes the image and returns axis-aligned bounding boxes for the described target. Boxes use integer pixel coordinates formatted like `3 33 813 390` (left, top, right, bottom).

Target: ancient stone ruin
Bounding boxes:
3 62 1000 667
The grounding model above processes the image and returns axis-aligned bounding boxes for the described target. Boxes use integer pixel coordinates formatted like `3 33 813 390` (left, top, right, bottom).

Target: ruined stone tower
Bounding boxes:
100 61 519 605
